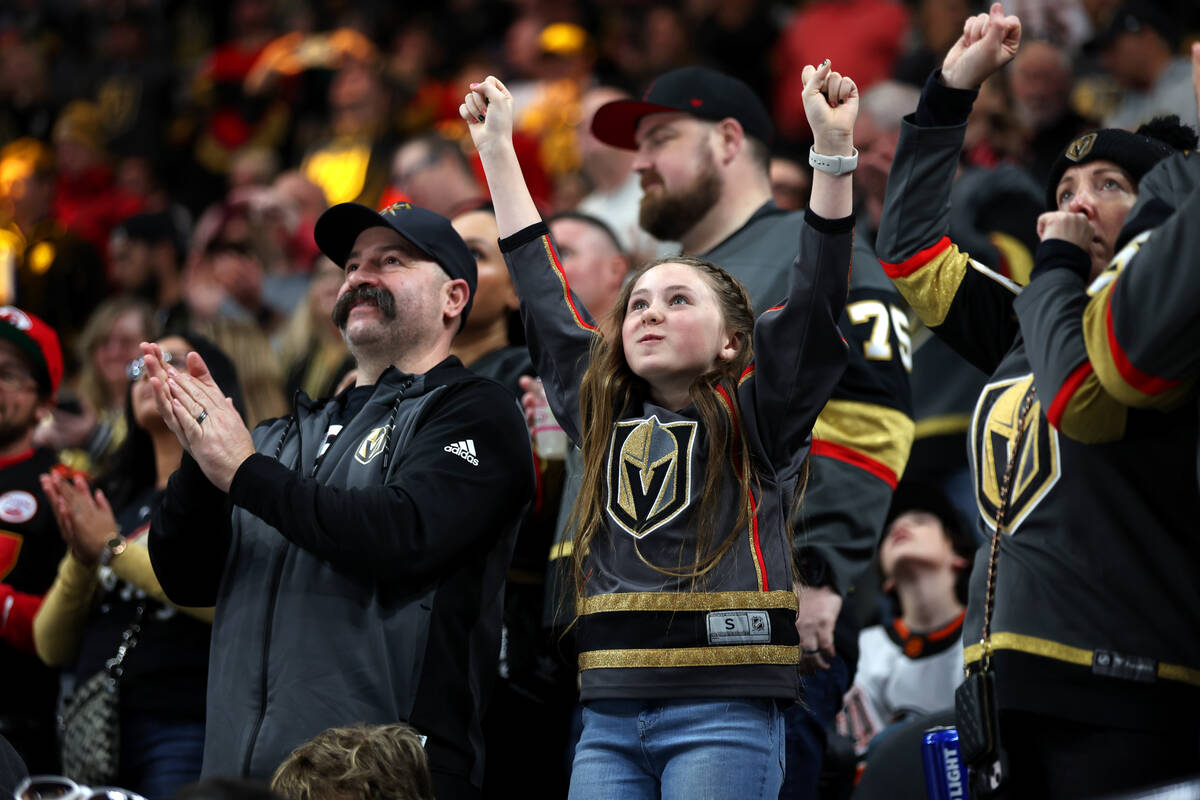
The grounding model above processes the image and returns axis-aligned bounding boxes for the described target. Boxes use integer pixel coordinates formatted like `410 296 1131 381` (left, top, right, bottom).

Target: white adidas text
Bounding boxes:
444 439 479 465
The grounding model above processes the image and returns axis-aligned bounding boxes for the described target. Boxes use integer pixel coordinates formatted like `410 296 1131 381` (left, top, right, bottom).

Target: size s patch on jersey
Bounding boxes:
707 610 772 644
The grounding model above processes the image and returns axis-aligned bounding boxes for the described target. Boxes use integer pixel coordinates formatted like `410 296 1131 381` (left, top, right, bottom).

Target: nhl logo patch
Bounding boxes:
0 490 37 524
355 426 389 464
1065 133 1097 162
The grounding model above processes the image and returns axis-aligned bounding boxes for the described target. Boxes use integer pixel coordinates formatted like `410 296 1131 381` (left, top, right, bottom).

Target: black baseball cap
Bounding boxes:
314 201 477 326
1089 0 1177 51
590 65 773 151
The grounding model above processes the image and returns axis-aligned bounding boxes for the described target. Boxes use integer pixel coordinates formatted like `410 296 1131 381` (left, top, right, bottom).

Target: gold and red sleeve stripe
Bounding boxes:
811 398 914 489
540 234 598 333
879 236 969 327
1043 359 1127 443
1084 278 1190 409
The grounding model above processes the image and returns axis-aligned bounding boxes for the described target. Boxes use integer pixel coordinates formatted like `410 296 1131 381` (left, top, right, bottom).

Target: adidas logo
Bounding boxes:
444 439 479 465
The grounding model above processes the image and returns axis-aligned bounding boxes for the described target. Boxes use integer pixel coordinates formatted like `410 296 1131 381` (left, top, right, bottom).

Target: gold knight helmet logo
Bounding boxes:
606 416 696 539
1065 133 1097 162
355 425 390 465
971 375 1061 533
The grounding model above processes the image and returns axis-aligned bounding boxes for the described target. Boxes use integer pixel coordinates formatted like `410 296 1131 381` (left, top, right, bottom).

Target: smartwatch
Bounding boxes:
809 146 859 175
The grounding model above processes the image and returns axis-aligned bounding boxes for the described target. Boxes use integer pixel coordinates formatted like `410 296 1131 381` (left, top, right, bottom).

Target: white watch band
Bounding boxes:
808 146 859 175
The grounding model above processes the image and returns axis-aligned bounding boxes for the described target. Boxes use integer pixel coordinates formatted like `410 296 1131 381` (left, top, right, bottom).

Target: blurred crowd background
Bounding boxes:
2 0 1200 797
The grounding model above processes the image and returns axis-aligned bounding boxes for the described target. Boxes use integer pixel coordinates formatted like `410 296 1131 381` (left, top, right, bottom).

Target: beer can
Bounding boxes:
921 725 970 800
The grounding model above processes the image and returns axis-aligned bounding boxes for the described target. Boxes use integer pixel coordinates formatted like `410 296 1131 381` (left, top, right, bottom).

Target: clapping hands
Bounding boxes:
141 341 255 493
40 471 118 567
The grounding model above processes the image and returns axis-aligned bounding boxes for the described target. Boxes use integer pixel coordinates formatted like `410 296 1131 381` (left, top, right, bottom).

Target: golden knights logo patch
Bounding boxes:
970 375 1061 533
606 416 697 539
1065 132 1097 162
355 425 390 465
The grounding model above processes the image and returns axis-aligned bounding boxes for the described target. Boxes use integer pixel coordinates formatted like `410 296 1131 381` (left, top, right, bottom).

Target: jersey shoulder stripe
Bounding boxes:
540 234 597 333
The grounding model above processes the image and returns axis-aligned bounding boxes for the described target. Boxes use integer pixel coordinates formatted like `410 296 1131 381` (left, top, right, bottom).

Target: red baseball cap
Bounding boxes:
0 306 64 397
590 66 774 151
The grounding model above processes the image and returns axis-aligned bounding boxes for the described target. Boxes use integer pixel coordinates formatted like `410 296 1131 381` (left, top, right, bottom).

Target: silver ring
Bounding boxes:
195 409 209 425
803 648 821 655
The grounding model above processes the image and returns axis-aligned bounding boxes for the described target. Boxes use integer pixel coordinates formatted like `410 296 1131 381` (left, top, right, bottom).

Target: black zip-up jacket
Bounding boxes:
149 358 534 794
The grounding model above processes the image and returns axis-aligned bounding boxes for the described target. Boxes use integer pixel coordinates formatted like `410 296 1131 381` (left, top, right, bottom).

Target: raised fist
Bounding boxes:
460 76 515 156
941 3 1022 91
801 60 858 157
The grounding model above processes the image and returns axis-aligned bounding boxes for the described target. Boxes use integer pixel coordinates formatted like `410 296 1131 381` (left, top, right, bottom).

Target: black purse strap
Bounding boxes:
977 384 1039 674
103 599 148 680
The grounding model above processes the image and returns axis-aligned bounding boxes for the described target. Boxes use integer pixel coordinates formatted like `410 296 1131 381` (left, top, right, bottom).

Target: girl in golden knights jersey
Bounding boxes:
462 63 859 799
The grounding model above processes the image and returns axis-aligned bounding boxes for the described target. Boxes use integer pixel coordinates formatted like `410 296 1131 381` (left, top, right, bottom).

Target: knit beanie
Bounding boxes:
1044 127 1175 210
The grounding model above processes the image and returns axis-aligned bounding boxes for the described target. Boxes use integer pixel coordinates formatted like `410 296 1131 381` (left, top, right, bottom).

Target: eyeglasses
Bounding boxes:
14 776 147 800
125 351 177 382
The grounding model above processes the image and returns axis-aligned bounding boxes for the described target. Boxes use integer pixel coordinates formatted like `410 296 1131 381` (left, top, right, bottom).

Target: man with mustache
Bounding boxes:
145 202 535 800
590 67 914 798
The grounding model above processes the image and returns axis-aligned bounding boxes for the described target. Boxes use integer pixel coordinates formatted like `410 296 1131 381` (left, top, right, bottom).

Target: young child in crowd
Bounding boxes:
838 482 975 757
462 62 858 798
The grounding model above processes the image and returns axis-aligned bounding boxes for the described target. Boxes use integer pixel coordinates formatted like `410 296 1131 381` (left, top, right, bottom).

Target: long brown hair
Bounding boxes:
569 256 758 603
76 297 158 413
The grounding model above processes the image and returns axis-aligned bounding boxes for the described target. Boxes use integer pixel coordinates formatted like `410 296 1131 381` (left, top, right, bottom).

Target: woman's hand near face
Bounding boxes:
1037 210 1094 250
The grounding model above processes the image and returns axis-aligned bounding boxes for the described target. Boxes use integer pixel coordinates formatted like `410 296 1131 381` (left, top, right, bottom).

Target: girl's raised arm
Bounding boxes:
802 60 857 221
460 77 541 237
459 76 597 443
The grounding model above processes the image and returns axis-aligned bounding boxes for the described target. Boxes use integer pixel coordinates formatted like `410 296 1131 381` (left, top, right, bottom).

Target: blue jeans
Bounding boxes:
118 712 205 800
568 698 785 800
781 655 850 800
